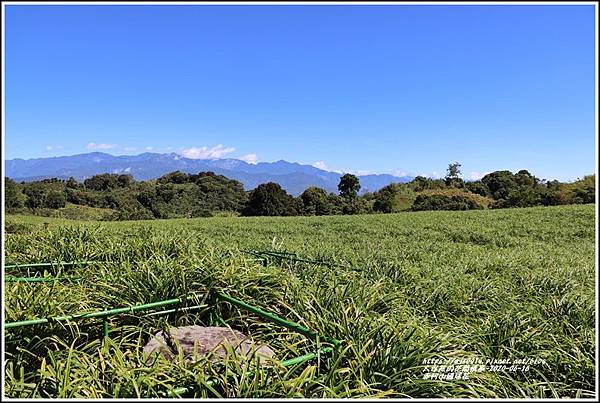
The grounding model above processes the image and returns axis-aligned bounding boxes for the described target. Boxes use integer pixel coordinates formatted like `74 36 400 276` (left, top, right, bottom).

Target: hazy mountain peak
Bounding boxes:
6 152 413 195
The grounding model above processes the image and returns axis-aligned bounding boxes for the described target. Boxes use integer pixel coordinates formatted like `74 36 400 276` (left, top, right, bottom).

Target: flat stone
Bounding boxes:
143 325 275 364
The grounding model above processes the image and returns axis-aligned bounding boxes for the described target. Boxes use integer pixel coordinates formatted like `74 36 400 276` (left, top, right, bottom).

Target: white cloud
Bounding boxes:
86 142 118 150
312 161 328 170
312 161 344 174
415 172 443 179
45 145 63 151
469 171 483 180
354 170 375 176
145 146 154 151
123 146 138 152
240 153 258 164
179 144 236 159
390 170 408 177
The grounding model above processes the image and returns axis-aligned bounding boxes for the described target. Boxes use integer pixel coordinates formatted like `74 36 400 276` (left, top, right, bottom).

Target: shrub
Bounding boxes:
242 182 298 216
373 183 416 213
300 187 333 216
45 191 67 209
411 194 484 211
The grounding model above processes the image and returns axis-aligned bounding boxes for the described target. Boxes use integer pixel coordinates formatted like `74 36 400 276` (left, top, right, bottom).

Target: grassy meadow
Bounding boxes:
3 204 596 398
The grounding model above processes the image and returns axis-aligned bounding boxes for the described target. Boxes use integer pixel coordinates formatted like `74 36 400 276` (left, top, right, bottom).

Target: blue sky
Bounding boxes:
4 4 596 181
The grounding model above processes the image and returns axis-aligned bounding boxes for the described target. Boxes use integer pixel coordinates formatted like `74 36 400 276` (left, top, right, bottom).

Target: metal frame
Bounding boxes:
4 283 341 398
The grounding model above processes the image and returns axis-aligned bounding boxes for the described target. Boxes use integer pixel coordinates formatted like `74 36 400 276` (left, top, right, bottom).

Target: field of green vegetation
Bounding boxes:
3 204 596 398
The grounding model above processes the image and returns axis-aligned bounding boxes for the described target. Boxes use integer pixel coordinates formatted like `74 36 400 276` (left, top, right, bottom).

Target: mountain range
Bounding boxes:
5 152 414 196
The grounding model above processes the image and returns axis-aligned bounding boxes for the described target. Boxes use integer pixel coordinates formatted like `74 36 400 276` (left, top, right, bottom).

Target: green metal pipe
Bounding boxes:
165 378 217 398
280 346 335 367
215 293 341 347
142 304 208 317
5 276 58 283
163 346 335 397
5 276 82 283
244 249 297 257
3 261 100 270
4 293 205 330
161 292 341 397
260 250 297 257
243 250 345 268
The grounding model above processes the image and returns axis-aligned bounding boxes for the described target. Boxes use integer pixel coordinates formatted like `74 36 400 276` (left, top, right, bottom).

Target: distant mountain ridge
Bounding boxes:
5 152 414 195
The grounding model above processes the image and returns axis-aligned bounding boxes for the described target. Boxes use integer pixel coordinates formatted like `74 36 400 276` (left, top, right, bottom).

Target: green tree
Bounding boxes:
514 170 538 188
193 172 248 212
411 176 447 191
446 162 462 179
4 178 26 209
481 171 517 200
157 171 189 184
411 176 429 192
569 175 595 204
117 174 135 188
338 174 361 198
45 191 67 209
372 183 399 213
22 183 46 209
412 194 484 211
466 181 490 197
372 183 416 213
66 177 79 189
242 182 298 216
84 174 119 191
300 187 332 216
373 192 394 213
502 186 541 208
445 162 464 188
342 196 368 215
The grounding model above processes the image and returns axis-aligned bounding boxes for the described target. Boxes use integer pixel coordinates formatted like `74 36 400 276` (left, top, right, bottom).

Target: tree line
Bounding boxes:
4 163 595 220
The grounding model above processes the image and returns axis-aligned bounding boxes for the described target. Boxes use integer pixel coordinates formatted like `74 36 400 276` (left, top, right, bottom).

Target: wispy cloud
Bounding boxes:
312 161 329 170
313 161 379 176
86 142 118 150
45 145 64 151
144 146 154 151
313 161 361 175
240 153 258 164
347 169 375 176
390 170 408 177
416 171 444 179
469 171 486 180
179 144 236 159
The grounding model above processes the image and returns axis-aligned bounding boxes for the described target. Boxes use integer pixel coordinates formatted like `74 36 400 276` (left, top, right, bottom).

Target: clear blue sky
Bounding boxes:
4 4 596 181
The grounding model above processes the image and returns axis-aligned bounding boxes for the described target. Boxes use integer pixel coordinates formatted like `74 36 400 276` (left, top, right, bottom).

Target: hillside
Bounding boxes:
6 152 413 195
4 205 596 398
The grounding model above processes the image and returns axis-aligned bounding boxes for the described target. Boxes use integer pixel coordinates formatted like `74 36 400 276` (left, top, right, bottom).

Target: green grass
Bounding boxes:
3 204 596 398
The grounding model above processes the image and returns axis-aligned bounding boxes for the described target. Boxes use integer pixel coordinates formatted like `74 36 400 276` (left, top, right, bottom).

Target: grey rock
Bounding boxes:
143 325 275 364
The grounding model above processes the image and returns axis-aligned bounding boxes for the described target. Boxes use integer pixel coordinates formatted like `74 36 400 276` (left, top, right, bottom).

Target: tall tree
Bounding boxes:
4 178 26 209
445 162 464 188
338 173 361 198
242 182 298 216
300 186 332 216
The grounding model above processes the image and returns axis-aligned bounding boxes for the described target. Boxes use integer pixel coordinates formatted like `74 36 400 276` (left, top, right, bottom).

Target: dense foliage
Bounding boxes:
411 194 484 211
4 205 595 397
3 165 595 220
242 182 298 216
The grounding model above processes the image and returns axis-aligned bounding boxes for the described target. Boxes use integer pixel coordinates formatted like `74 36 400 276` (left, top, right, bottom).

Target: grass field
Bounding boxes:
3 204 596 398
